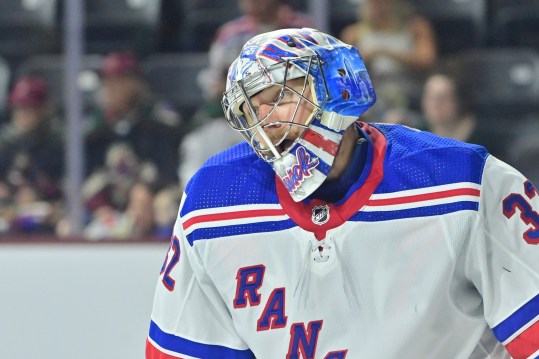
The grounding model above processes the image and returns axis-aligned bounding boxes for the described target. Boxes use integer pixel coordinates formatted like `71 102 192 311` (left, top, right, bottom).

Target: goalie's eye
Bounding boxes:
279 88 298 103
241 107 258 127
269 92 281 105
241 87 281 114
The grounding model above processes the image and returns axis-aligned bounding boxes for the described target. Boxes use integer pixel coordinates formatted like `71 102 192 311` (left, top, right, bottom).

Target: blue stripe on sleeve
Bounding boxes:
186 219 297 245
350 201 479 222
149 320 255 359
492 292 539 343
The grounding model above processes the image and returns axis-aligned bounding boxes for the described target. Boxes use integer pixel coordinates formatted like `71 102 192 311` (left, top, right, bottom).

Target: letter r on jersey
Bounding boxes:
233 265 266 308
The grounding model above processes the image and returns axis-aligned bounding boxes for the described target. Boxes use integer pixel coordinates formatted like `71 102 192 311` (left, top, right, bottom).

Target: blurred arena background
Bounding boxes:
0 0 538 358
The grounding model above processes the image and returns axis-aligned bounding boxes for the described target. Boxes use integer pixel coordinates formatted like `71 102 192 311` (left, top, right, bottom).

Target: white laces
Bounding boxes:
311 237 333 263
293 235 361 309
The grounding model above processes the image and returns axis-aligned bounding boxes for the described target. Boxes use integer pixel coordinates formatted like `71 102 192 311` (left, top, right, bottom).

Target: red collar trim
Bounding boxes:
276 122 386 239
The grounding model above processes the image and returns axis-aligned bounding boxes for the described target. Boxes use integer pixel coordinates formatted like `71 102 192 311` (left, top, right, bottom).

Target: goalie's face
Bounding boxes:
237 77 317 161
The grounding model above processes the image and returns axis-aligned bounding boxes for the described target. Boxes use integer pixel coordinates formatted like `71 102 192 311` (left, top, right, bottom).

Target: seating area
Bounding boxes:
142 52 209 119
440 48 539 115
0 0 538 239
83 0 162 54
438 47 539 143
0 0 536 124
0 0 59 65
14 54 104 114
490 1 539 49
0 0 538 54
410 0 487 55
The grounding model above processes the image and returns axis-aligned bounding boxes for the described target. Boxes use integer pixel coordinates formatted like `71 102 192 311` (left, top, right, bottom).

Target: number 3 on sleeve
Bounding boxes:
503 180 539 245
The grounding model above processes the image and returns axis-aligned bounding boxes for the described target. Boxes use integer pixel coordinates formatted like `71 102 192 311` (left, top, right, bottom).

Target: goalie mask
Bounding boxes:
222 28 376 202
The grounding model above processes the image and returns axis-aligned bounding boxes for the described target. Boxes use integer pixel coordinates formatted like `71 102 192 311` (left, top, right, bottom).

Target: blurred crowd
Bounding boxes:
0 0 538 240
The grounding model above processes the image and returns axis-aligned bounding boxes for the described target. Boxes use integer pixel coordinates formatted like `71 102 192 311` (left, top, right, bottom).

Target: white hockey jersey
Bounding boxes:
147 122 539 359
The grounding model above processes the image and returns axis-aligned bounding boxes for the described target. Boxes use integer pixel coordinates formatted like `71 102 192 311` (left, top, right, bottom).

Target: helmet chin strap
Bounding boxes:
272 147 330 202
320 111 358 132
269 110 357 202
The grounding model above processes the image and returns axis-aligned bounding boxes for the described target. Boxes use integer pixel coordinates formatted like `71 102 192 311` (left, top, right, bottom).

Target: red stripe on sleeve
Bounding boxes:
146 338 184 359
182 209 285 230
368 188 480 206
505 319 539 359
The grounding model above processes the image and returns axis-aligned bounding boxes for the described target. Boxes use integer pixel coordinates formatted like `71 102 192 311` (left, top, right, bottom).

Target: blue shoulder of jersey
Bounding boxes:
181 142 280 215
179 143 297 245
373 123 490 193
348 123 490 223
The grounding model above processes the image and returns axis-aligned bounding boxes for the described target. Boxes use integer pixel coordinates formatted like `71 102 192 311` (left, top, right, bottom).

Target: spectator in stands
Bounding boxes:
420 71 505 159
340 0 437 119
85 51 183 186
178 119 243 189
380 107 422 128
83 143 154 212
0 76 64 234
83 180 157 240
179 54 243 187
82 176 180 241
153 185 180 238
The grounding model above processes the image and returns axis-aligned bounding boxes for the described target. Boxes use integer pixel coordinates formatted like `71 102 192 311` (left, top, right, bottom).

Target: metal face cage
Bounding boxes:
222 55 328 162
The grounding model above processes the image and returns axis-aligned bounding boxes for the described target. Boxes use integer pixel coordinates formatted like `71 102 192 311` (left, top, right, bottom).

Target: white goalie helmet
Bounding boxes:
222 28 376 202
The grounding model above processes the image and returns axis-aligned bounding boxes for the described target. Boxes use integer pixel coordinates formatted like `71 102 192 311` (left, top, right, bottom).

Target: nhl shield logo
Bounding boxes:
312 205 330 225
